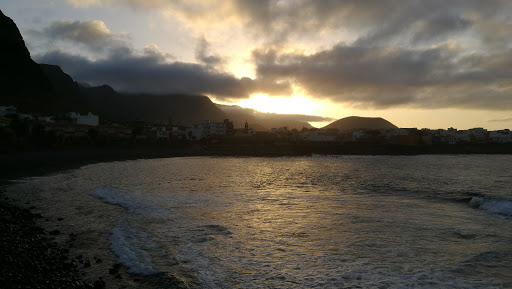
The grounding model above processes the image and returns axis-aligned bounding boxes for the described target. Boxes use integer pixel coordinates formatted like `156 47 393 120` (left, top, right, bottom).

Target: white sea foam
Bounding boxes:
470 197 512 216
12 176 40 183
90 186 173 217
90 186 167 275
110 216 156 275
90 186 145 211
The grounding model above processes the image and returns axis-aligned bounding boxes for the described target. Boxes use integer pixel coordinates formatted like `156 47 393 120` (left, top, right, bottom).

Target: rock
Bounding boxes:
108 268 118 275
93 279 106 289
49 230 60 235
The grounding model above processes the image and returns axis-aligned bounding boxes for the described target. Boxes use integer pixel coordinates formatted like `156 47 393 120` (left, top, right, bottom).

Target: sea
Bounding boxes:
8 155 512 288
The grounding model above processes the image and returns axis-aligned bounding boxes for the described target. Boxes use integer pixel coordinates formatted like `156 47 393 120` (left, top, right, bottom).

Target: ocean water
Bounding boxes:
11 155 512 288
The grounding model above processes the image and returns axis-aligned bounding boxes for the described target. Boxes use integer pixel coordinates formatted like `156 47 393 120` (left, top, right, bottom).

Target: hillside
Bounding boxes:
323 116 398 130
80 87 227 124
39 64 86 112
0 9 56 112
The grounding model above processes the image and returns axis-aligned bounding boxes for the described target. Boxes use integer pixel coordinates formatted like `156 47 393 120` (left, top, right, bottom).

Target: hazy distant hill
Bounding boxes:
0 9 56 111
218 104 315 130
323 116 398 130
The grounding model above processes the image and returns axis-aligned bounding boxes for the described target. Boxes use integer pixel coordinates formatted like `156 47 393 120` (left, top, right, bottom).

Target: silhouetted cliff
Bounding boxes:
0 9 56 111
39 64 86 112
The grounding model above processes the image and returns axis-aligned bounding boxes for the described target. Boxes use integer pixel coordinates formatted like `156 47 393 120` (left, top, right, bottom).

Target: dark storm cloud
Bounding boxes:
31 19 290 99
35 48 290 99
252 44 512 110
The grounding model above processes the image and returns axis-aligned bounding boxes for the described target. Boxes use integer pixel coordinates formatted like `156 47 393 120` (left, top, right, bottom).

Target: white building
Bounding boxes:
186 125 203 140
0 106 16 116
150 127 169 140
490 130 512 143
201 120 226 137
305 130 336 142
38 116 54 123
352 130 365 141
68 112 99 126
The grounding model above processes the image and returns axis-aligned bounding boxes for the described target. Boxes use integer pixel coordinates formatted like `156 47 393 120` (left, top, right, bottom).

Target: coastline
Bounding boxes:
2 143 512 288
0 146 196 289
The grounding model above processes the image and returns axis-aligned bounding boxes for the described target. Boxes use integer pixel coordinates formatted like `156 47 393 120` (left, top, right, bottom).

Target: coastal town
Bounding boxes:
1 105 510 149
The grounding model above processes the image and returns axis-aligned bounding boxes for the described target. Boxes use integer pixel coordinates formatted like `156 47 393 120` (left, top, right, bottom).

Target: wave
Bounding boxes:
110 216 156 275
90 186 167 275
469 197 512 216
90 186 172 217
311 154 377 159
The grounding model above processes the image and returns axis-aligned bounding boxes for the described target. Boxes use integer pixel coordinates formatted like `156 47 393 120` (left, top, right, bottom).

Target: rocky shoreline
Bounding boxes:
0 147 194 289
0 198 90 288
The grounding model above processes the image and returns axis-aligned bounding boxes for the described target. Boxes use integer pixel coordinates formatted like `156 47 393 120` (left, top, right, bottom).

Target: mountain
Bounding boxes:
39 64 86 112
323 116 398 130
0 9 56 111
218 104 315 130
80 85 227 124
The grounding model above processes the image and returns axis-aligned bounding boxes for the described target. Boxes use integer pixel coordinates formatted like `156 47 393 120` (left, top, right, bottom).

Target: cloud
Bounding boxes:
55 1 512 111
64 1 511 46
29 20 127 53
488 116 512 123
66 0 107 8
29 18 292 100
195 35 224 67
35 47 289 100
251 43 512 110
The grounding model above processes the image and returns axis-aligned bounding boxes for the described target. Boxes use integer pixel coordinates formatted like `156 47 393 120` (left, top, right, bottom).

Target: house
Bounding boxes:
352 130 365 141
224 119 234 135
0 106 16 116
38 116 54 123
490 130 512 143
67 112 99 126
202 120 226 137
186 125 203 140
305 129 336 142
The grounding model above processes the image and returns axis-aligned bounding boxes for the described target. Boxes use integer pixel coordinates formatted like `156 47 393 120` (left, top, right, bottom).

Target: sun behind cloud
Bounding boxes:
235 94 321 116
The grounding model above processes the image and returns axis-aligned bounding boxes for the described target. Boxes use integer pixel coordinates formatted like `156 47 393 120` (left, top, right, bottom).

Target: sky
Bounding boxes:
2 0 512 129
